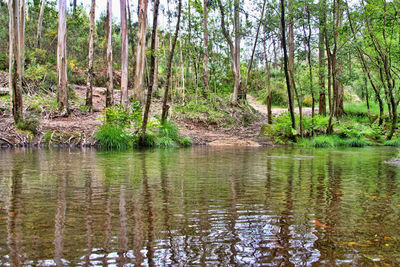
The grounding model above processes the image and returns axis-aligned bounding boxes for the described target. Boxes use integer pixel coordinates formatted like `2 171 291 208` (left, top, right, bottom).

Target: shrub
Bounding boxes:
384 139 400 147
95 124 133 149
103 101 142 128
15 117 40 135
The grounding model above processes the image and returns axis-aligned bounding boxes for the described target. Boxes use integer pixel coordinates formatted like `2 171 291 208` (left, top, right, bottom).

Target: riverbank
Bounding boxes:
0 85 274 148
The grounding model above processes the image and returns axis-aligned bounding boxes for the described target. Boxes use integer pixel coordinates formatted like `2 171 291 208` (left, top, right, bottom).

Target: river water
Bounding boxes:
0 146 399 266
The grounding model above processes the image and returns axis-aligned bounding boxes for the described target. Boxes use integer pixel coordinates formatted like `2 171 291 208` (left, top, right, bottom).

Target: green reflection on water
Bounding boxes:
0 146 399 266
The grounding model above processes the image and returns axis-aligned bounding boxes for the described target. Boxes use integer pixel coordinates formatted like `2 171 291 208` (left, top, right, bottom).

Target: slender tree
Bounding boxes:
9 0 23 123
217 0 241 104
86 0 95 112
318 0 326 115
202 0 209 97
134 0 148 104
36 0 46 49
57 0 68 116
280 0 296 129
106 0 113 107
120 0 128 109
19 0 25 77
161 0 182 122
242 0 267 99
141 0 160 143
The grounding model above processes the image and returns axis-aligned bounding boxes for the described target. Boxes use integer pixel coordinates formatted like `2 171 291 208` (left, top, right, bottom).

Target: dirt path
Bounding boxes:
247 95 317 117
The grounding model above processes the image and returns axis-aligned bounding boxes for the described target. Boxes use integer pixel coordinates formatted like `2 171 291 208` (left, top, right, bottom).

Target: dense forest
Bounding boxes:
1 0 400 148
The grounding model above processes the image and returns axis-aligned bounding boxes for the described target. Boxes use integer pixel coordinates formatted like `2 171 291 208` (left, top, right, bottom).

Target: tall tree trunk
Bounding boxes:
304 5 314 136
161 0 182 122
263 31 272 124
86 0 95 112
141 0 160 143
57 0 68 116
179 38 185 105
233 0 241 102
318 0 326 115
153 32 159 95
280 0 296 130
36 0 46 49
9 0 23 123
287 0 295 108
18 0 25 77
134 0 148 104
242 0 267 100
217 0 241 104
202 0 209 97
72 0 77 19
127 1 136 84
120 0 129 108
106 0 113 107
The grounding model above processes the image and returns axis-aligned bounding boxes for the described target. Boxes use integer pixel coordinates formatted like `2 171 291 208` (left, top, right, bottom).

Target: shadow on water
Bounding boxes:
0 146 400 266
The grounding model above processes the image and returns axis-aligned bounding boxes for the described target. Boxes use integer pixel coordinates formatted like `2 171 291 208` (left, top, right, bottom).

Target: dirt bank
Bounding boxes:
1 87 273 148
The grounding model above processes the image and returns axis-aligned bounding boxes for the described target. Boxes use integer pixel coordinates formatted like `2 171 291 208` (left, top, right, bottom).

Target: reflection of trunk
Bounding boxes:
160 154 176 263
141 155 155 266
9 0 23 123
57 0 68 116
228 177 238 264
86 0 95 112
7 157 24 266
106 0 113 107
120 0 129 108
102 185 112 265
202 0 209 96
36 0 46 48
134 0 148 104
161 0 182 122
278 162 294 265
117 185 128 265
54 173 67 267
84 172 93 265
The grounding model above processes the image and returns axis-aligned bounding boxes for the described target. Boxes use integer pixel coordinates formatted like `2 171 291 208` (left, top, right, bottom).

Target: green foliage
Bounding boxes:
260 113 295 143
383 139 400 147
103 102 142 128
298 135 372 148
15 117 40 135
95 124 133 149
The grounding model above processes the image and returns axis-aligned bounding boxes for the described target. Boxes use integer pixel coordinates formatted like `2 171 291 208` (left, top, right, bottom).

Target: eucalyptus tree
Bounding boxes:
57 0 68 116
9 0 23 123
161 0 182 122
36 0 46 48
106 0 113 107
134 0 148 104
120 0 128 108
86 0 95 112
217 0 242 104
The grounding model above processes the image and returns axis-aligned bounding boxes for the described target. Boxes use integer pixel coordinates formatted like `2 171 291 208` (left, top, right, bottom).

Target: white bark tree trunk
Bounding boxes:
57 0 68 116
36 0 46 48
120 0 128 108
134 0 148 104
86 0 95 112
106 0 113 107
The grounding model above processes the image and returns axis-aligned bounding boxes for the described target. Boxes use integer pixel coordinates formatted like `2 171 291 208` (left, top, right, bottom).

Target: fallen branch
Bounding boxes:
0 137 13 146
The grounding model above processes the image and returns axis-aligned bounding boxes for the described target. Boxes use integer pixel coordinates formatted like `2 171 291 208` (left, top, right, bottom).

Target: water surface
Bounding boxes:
0 146 399 266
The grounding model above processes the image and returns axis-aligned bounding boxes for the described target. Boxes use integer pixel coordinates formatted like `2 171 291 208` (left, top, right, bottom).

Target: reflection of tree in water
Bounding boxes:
102 184 112 266
7 154 24 266
159 152 178 264
54 172 67 266
84 171 93 265
141 153 155 267
322 153 342 265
